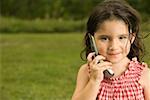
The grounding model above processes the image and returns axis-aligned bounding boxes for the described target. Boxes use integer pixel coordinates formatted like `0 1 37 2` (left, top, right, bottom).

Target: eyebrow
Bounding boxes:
118 34 129 37
96 34 130 40
97 33 129 37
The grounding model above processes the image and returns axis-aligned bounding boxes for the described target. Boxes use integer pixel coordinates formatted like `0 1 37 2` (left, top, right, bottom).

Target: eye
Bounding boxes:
119 36 127 40
101 37 108 40
99 36 109 41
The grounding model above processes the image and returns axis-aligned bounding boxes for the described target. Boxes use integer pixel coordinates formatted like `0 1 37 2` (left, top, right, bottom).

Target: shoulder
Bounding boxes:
72 64 89 97
141 63 150 82
140 63 150 85
139 63 150 99
77 64 89 79
75 64 90 85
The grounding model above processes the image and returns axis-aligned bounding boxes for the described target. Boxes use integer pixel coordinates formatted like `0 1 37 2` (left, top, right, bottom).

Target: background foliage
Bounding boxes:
0 0 150 33
0 0 150 20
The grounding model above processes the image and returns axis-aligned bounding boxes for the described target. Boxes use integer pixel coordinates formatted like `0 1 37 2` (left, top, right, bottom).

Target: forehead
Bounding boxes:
95 19 129 36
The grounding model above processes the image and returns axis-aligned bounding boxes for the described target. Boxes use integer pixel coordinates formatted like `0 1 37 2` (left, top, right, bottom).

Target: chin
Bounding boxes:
107 59 120 64
106 57 123 63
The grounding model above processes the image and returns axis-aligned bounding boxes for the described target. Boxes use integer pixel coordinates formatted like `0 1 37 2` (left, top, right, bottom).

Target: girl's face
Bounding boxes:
94 19 135 64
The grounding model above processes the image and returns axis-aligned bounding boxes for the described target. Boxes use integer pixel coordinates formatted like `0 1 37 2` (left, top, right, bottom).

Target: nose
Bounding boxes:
108 39 119 51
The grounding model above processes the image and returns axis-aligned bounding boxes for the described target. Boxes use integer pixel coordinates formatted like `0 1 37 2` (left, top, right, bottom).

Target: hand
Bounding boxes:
87 52 112 82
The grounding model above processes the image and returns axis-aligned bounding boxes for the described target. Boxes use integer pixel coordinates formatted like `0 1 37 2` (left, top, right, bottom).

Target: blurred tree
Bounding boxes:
127 0 150 14
0 0 149 20
50 0 64 19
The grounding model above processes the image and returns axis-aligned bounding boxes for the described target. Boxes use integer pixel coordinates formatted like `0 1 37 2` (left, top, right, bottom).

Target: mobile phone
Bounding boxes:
88 33 114 78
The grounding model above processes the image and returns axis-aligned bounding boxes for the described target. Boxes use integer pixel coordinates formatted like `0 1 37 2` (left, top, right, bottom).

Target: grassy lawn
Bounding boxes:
0 33 150 100
1 33 84 100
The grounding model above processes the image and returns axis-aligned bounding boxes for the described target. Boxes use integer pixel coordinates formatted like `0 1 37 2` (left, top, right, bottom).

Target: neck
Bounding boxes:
111 57 130 78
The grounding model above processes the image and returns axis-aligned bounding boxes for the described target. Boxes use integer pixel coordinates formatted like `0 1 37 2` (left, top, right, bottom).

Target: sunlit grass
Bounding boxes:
1 33 84 100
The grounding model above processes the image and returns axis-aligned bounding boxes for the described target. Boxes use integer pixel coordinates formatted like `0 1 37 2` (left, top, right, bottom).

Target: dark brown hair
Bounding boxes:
81 0 144 61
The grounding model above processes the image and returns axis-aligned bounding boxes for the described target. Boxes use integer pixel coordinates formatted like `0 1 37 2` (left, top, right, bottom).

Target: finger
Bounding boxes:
90 61 112 74
95 64 112 72
91 55 106 65
91 60 111 71
95 55 106 60
90 64 112 76
87 52 95 62
94 55 106 62
97 61 112 67
87 52 96 73
92 57 106 65
100 65 112 70
90 59 109 70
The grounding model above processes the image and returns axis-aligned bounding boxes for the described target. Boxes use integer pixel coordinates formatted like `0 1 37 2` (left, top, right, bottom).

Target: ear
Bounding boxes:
130 33 136 44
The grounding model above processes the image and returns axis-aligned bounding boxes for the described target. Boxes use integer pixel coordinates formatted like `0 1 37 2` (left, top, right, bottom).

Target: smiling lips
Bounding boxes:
108 52 121 57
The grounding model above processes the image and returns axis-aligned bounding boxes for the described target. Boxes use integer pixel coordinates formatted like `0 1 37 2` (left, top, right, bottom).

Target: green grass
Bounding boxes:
0 33 84 100
0 33 150 100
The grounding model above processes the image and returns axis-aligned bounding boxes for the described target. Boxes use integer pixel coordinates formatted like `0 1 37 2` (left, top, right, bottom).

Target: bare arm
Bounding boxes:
71 64 100 100
139 64 150 100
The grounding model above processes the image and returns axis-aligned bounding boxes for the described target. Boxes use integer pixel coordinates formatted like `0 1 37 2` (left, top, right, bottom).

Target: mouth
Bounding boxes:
106 52 122 63
108 52 121 56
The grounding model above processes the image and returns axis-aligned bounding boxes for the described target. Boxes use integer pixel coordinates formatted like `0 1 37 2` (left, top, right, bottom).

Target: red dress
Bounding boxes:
96 58 145 100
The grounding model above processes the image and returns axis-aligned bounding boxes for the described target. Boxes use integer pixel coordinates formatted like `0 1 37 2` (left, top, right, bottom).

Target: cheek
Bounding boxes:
97 45 107 55
124 42 131 54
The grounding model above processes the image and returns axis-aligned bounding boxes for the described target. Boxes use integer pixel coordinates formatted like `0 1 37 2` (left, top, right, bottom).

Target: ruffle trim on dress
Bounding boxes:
103 57 145 83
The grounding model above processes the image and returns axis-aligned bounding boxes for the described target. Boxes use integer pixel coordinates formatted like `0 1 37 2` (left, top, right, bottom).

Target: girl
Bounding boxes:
72 0 150 100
